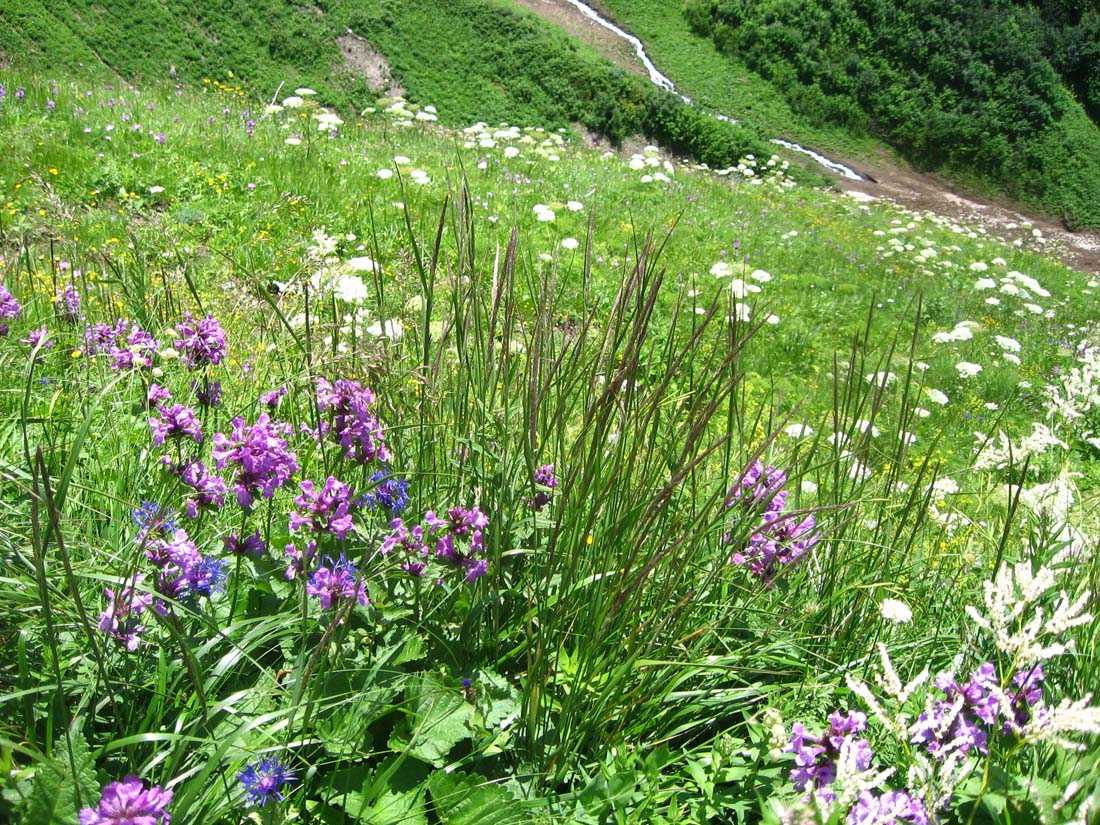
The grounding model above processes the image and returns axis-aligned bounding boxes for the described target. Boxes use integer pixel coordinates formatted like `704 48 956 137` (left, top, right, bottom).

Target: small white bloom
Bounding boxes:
785 423 814 439
377 168 393 179
956 361 983 379
561 237 579 251
879 598 913 624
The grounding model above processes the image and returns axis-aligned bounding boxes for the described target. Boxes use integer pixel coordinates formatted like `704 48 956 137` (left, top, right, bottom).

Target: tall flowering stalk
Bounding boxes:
211 414 299 509
724 459 818 584
313 378 391 464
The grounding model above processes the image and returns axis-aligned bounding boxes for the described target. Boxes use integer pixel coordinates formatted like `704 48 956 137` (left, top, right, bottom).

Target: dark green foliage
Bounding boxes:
684 0 1100 226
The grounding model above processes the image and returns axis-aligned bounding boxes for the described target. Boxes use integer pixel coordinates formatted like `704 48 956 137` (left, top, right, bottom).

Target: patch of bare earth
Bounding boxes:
517 0 1100 274
337 29 404 97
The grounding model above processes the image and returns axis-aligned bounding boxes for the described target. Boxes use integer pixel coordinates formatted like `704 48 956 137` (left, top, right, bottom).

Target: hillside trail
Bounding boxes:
511 0 1100 275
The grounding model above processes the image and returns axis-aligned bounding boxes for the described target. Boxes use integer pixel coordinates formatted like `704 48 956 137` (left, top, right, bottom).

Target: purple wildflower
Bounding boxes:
225 530 266 557
79 775 172 825
147 383 172 406
174 458 228 518
239 757 296 806
284 539 318 580
379 517 429 576
1005 665 1044 732
191 378 222 407
211 414 298 509
357 469 410 516
109 321 158 370
260 386 287 409
847 790 928 825
306 553 369 609
290 476 356 539
174 312 226 368
527 464 559 511
911 662 1000 758
98 575 155 651
0 283 21 334
15 87 24 101
55 284 81 323
20 325 53 356
425 506 490 582
149 403 202 446
314 378 391 464
788 711 872 803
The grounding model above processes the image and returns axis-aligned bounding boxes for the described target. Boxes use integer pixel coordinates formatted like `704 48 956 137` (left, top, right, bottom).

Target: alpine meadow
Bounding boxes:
1 1 1100 824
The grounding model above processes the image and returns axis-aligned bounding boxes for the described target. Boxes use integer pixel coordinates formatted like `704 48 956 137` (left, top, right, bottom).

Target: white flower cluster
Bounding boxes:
1045 345 1100 450
972 423 1068 472
964 561 1092 667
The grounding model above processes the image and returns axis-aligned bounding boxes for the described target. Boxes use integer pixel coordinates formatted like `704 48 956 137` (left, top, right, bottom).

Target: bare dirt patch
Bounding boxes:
337 29 404 97
517 0 1100 274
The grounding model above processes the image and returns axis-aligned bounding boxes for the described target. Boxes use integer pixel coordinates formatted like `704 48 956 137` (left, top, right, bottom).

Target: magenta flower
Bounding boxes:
149 403 202 446
211 414 299 509
78 775 172 825
788 711 872 803
314 378 391 464
425 506 490 582
98 576 155 651
174 312 226 368
307 554 369 609
289 476 356 539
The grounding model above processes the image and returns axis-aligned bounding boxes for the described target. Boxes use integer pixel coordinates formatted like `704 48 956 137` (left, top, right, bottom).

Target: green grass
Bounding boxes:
0 68 1098 824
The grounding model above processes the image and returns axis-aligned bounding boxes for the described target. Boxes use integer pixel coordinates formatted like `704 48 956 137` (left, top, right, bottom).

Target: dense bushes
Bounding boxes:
683 0 1100 226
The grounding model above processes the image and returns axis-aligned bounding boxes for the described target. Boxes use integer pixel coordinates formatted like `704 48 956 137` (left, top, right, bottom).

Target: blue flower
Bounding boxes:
239 757 296 806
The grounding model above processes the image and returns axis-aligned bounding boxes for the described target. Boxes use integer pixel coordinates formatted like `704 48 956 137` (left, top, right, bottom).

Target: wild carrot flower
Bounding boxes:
239 757 296 806
79 775 172 825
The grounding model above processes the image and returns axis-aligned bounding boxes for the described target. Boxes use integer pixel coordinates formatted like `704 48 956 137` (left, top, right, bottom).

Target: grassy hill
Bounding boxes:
1 54 1099 822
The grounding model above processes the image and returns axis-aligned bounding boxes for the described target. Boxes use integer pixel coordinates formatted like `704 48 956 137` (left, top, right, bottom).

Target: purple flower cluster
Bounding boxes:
141 525 227 602
149 403 202 446
290 476 356 539
725 460 818 584
225 530 266 557
191 378 222 407
847 790 928 825
160 458 228 519
55 284 81 324
239 757 296 806
788 710 873 803
97 574 155 651
314 378 391 464
357 469 410 516
79 775 172 825
20 325 53 358
379 518 430 576
0 283 21 336
84 319 159 370
174 312 226 368
426 506 490 582
911 663 1044 758
307 553 369 609
211 414 299 509
526 464 560 511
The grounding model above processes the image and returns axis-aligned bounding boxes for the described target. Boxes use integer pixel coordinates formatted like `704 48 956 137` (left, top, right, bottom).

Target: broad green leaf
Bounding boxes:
427 771 527 825
389 674 474 767
25 724 97 825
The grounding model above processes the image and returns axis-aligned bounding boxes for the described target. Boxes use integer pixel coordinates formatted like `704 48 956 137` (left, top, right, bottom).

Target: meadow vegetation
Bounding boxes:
0 65 1098 824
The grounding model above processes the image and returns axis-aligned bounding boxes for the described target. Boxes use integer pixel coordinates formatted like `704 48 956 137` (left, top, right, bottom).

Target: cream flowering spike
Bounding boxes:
964 560 1092 666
